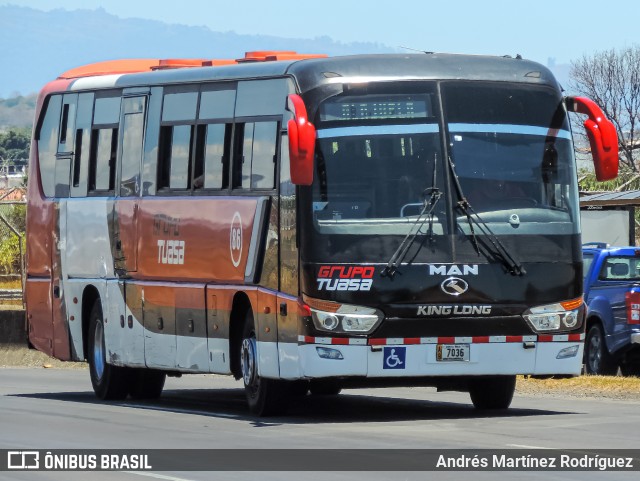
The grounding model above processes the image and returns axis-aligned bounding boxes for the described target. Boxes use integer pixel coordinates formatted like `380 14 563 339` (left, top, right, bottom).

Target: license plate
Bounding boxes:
436 344 470 362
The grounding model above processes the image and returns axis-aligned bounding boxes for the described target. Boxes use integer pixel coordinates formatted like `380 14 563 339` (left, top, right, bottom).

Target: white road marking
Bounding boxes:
127 472 196 481
506 444 552 449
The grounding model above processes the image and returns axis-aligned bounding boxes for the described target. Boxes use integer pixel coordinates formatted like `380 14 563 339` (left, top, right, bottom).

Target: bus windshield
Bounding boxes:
309 82 579 239
312 86 446 236
444 82 579 236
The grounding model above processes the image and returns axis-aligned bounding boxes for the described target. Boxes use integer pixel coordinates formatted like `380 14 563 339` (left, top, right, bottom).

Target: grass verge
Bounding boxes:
0 346 85 369
517 375 640 401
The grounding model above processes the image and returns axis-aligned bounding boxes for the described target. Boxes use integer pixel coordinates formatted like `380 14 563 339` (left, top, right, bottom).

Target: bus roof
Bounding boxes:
287 53 560 92
58 52 559 94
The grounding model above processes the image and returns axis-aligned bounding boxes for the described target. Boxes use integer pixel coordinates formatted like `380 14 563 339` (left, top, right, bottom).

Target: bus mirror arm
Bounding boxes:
287 94 316 185
565 96 619 181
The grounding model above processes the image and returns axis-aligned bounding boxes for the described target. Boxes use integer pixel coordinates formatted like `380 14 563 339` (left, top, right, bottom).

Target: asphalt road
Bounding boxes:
0 368 639 481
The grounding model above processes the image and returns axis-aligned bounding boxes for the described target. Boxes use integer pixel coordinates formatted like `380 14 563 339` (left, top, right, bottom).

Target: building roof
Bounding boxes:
0 188 26 201
580 190 640 206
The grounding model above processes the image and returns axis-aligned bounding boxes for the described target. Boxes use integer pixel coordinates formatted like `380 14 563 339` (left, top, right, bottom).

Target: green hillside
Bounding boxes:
0 94 37 130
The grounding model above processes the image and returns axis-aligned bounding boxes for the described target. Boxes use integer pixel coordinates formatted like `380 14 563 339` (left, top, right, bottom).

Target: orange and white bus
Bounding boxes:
26 51 617 415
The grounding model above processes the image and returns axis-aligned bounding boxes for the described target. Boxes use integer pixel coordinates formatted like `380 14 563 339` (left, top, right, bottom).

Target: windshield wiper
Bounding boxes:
447 156 526 276
381 155 442 279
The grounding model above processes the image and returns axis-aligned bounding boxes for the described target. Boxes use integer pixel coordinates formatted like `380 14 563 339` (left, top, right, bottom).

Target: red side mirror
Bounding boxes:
566 96 619 181
287 94 316 185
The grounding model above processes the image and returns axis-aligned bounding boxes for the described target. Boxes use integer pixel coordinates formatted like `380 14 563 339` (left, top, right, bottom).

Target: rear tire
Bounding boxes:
128 369 166 399
240 310 287 416
584 323 618 375
469 376 516 410
87 300 131 400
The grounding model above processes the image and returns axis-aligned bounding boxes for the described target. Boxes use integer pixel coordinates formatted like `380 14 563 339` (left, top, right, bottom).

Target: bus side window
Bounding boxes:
58 96 77 152
194 123 231 190
231 123 246 189
36 95 63 198
197 85 236 191
158 90 198 191
241 122 254 189
158 125 194 190
54 94 78 198
251 121 278 189
89 95 121 194
89 128 118 192
232 121 278 190
120 97 147 197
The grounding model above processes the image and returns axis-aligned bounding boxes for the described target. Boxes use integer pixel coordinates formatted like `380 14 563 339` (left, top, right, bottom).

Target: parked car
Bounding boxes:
582 243 640 375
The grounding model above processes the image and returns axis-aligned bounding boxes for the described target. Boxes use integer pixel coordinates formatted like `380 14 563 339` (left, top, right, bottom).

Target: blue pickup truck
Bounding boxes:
583 243 640 375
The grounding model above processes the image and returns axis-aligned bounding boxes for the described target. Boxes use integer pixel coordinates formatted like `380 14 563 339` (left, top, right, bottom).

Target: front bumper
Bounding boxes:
278 333 585 379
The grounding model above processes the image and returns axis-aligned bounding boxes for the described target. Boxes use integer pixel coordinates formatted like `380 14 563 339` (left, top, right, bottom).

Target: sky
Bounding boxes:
4 0 640 66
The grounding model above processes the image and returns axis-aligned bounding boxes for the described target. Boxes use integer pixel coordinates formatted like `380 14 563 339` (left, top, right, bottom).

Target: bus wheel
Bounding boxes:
309 380 342 396
240 310 287 416
468 376 516 410
129 369 166 399
585 323 617 375
87 300 130 400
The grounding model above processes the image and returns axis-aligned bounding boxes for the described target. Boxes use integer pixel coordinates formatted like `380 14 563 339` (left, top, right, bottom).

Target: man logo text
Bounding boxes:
429 264 479 276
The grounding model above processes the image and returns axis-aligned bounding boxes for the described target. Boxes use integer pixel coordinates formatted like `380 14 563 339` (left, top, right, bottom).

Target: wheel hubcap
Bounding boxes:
241 337 257 388
588 331 602 372
93 321 105 381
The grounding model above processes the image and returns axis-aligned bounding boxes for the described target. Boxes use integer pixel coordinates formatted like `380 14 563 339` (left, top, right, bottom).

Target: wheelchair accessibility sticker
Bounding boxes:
383 346 406 369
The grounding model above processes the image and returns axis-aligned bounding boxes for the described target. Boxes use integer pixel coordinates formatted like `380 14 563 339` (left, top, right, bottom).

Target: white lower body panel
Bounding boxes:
290 340 583 379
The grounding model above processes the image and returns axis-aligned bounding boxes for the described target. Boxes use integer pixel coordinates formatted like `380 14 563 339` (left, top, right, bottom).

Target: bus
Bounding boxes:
25 51 618 416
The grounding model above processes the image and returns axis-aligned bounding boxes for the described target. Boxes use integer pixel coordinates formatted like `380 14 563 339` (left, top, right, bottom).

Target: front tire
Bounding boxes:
584 323 617 375
87 300 131 400
469 376 516 410
240 310 287 416
128 369 166 399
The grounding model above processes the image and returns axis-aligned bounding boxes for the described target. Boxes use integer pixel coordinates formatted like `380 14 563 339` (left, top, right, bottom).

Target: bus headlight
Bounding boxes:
318 314 340 331
341 314 380 332
523 297 583 332
304 296 383 335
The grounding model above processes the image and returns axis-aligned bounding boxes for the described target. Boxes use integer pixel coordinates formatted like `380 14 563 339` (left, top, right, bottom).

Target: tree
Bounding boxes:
570 46 640 171
0 127 31 162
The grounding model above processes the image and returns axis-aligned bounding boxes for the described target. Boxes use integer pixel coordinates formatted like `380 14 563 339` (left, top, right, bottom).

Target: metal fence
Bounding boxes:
0 188 26 307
